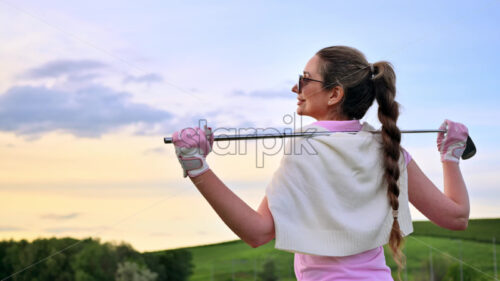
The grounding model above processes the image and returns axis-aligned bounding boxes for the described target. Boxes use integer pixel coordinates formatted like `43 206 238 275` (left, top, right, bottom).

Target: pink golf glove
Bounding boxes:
172 125 214 178
437 119 469 163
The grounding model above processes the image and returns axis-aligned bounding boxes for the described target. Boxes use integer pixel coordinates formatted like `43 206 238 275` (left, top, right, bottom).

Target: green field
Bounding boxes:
156 219 500 281
412 218 499 243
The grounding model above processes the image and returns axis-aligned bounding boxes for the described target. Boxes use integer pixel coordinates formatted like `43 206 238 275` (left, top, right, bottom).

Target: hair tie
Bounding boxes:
392 209 398 219
370 63 375 80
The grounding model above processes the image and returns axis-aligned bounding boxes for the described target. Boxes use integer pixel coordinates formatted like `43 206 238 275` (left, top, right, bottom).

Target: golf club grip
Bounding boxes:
462 136 476 160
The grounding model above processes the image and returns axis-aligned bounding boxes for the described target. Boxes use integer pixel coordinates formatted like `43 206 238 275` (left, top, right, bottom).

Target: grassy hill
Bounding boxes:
412 218 499 243
182 237 497 281
156 219 499 281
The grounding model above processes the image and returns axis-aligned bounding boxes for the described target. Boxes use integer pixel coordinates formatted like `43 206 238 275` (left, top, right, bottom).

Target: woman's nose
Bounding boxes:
292 84 298 94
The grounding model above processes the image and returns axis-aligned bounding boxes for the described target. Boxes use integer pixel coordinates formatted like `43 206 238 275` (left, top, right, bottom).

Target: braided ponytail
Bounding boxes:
316 46 406 273
372 61 405 270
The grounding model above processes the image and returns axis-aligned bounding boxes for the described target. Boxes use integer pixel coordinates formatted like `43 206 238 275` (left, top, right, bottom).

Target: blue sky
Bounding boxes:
0 0 499 251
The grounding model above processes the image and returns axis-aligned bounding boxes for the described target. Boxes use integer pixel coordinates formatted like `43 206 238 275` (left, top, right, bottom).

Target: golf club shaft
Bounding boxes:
163 129 446 143
164 129 476 160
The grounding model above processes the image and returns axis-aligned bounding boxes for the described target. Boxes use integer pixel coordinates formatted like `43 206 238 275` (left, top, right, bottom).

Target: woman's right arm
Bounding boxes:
189 170 276 248
407 159 470 230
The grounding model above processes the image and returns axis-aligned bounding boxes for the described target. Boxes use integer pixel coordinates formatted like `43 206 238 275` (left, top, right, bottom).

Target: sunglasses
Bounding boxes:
298 74 324 93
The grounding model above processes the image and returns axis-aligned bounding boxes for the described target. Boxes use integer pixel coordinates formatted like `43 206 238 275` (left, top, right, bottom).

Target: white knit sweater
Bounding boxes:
265 122 413 256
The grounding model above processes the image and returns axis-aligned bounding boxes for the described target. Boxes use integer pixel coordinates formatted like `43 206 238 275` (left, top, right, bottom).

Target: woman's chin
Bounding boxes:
296 108 313 118
296 107 304 116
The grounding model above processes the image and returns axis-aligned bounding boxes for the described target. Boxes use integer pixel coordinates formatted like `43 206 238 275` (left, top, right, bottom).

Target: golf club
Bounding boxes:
164 129 476 160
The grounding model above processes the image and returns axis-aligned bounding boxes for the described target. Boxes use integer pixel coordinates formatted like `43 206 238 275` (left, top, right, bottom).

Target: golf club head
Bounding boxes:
462 136 476 160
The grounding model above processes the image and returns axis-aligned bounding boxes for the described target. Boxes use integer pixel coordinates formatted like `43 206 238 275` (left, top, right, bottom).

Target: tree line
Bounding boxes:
0 237 193 281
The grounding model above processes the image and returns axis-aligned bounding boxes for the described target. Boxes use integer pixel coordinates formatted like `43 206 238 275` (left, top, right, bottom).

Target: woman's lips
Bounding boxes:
297 99 305 105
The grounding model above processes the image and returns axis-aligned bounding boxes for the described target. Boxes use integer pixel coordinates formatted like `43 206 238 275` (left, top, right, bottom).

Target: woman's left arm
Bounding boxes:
190 169 275 248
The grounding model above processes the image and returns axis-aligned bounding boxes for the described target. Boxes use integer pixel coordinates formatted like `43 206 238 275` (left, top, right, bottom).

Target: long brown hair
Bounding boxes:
316 46 404 270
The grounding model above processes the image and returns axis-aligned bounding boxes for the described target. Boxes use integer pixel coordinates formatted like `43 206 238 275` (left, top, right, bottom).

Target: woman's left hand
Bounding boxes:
437 119 468 163
172 125 214 178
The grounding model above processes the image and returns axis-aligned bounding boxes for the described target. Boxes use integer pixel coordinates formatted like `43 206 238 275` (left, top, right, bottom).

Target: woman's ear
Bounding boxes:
327 86 344 106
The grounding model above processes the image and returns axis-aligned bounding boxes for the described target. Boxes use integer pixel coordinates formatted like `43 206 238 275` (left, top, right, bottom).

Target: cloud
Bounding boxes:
0 226 25 232
43 226 107 234
123 73 163 84
21 59 107 79
0 85 173 139
232 89 295 99
41 212 80 220
149 232 172 237
66 73 101 83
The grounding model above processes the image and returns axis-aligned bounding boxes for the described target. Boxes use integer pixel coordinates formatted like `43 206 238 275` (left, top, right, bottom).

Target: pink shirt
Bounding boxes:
293 120 411 281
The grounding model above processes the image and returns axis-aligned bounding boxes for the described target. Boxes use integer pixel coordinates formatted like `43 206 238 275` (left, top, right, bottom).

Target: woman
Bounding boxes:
172 46 470 280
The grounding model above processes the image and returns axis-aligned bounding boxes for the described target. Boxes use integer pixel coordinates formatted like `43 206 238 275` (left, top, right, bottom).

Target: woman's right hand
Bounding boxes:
437 119 469 163
172 125 214 178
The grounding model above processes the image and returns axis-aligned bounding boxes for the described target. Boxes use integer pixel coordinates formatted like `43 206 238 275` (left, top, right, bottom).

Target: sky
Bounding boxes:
0 0 499 252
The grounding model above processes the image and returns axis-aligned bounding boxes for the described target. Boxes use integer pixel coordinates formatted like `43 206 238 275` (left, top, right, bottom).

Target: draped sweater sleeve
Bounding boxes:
265 122 413 256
